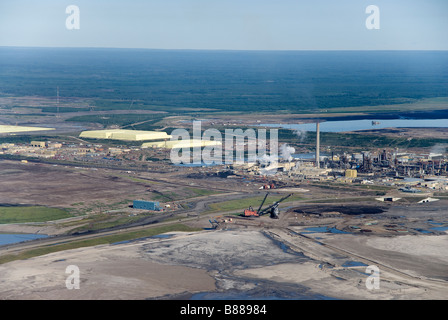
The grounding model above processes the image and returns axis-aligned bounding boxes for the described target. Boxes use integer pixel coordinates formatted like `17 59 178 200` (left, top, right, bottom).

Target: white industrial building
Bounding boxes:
79 129 172 141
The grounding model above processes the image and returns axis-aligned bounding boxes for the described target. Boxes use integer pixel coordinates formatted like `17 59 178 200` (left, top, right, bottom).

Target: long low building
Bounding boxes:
142 139 222 149
79 129 171 141
0 125 55 134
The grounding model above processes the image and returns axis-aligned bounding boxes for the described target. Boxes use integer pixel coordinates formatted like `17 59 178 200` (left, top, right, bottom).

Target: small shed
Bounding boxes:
376 197 401 202
31 141 46 148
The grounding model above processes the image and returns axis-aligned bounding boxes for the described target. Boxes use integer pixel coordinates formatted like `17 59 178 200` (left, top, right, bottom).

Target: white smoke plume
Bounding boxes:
280 143 295 162
430 143 447 155
257 154 279 176
258 154 278 165
295 130 307 142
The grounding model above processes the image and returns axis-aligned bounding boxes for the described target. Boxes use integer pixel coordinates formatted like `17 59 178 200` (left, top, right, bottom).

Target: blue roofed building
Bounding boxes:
133 200 161 211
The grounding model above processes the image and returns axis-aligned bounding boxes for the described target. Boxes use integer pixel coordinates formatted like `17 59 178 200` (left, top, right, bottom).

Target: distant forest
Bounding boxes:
1 48 447 114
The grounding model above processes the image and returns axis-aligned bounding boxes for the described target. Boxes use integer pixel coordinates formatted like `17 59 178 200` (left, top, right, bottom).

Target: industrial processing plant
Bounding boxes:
1 10 448 303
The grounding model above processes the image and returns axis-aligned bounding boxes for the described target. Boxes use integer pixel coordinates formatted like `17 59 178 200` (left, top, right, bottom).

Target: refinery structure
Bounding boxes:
1 119 448 301
1 124 447 193
1 44 448 302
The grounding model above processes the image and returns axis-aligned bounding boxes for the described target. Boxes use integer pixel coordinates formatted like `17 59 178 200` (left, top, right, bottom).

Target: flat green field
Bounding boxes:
206 193 304 214
0 206 71 224
327 97 448 114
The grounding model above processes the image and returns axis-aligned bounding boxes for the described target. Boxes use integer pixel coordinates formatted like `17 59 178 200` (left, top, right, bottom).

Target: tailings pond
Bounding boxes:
0 233 48 246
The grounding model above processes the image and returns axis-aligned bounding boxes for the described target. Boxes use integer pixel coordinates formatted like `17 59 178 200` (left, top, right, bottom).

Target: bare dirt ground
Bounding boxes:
1 160 447 300
1 227 447 300
0 161 150 208
0 160 246 236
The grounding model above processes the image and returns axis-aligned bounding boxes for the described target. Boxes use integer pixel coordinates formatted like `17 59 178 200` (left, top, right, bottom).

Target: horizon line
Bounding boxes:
1 45 447 52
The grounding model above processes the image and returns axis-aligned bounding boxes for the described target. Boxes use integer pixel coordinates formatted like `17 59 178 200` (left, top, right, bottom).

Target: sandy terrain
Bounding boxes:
0 232 216 300
366 234 448 263
327 233 448 281
241 228 448 300
1 228 447 300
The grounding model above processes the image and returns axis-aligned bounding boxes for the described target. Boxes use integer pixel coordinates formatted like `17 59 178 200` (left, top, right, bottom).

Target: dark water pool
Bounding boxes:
301 227 351 234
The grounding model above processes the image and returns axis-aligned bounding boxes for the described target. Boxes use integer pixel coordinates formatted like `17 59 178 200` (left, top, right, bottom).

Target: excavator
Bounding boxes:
243 193 292 219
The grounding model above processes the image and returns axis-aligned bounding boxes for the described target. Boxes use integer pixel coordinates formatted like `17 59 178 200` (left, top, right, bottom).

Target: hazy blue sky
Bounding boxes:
0 0 447 50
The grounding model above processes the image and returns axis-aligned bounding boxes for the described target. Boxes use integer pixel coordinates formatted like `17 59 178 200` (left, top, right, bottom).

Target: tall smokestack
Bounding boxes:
316 122 320 168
